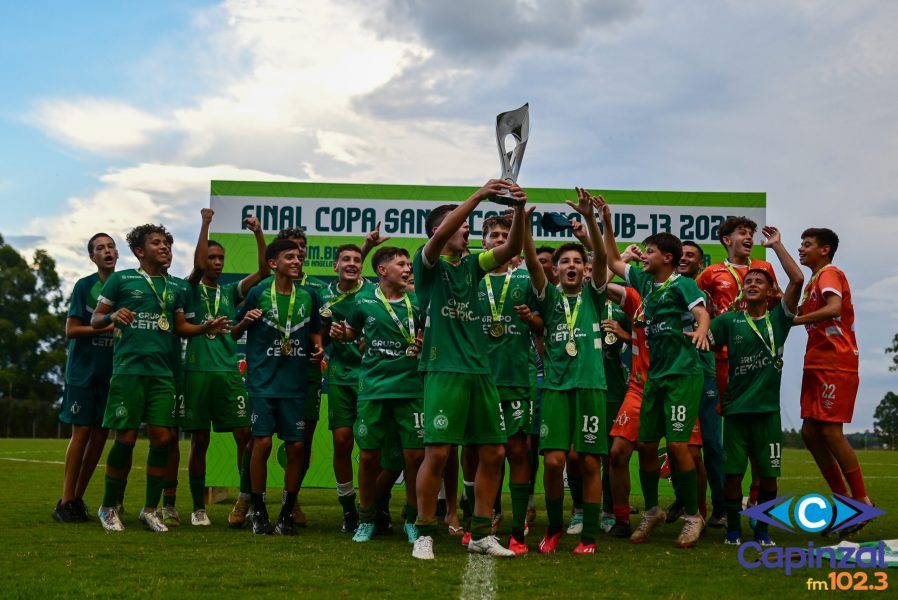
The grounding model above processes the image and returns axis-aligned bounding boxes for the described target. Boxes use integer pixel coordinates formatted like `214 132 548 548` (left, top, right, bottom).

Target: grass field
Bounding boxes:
1 439 895 599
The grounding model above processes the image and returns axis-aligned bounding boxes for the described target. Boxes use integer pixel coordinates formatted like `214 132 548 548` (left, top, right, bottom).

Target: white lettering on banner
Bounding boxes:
211 196 765 243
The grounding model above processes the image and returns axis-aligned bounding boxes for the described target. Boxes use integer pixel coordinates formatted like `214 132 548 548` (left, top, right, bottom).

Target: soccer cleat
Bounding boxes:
538 530 563 554
707 508 727 528
491 511 503 534
98 506 125 532
609 522 632 538
160 505 181 527
630 506 666 544
461 531 472 547
754 531 775 547
191 509 212 526
600 513 616 534
139 509 169 533
115 502 126 516
274 514 297 536
228 499 251 528
52 500 80 523
403 522 419 544
252 510 274 535
566 510 584 535
291 503 308 527
724 531 742 545
837 497 875 538
353 521 375 542
572 541 596 555
412 536 435 560
665 500 684 524
509 536 529 555
675 513 704 548
468 535 516 557
374 510 394 536
74 499 91 522
341 510 359 534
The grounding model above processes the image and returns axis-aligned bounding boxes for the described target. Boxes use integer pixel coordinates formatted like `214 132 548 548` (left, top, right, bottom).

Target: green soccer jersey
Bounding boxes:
626 265 704 379
601 299 631 403
346 288 423 401
536 281 608 391
698 290 717 379
65 273 115 386
322 279 372 385
236 281 321 398
413 249 499 375
168 276 191 380
478 268 539 388
185 281 243 373
710 304 794 415
98 269 183 377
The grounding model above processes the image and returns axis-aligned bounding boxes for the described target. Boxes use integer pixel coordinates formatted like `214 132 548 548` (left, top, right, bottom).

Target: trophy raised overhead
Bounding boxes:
491 103 530 205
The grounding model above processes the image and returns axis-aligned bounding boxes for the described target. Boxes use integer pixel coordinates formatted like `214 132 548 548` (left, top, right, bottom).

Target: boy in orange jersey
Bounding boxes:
794 228 870 534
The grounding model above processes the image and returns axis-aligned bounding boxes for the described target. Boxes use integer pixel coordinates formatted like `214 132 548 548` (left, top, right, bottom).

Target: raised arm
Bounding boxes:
188 208 214 285
360 221 391 263
595 196 628 279
422 179 511 264
239 216 271 297
571 219 593 251
492 186 528 266
761 226 804 315
522 206 547 293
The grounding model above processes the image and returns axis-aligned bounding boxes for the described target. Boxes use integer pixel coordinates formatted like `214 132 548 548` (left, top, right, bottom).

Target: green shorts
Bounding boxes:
498 386 531 439
423 372 505 445
539 389 608 455
60 376 110 427
530 376 543 437
379 428 406 472
183 371 251 432
103 374 176 430
251 396 306 442
355 397 424 451
724 412 782 478
305 377 322 422
638 373 702 443
328 383 358 430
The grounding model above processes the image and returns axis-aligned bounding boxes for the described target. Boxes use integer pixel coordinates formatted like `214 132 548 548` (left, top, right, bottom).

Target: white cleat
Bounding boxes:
98 506 125 532
412 536 435 560
139 509 169 533
467 535 516 558
191 509 212 526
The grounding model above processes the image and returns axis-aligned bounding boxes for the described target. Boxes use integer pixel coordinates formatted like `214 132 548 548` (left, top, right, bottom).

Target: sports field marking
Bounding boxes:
0 457 65 465
459 554 497 600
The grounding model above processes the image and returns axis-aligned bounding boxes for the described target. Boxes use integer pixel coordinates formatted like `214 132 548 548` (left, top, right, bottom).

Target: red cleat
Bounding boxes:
538 530 562 554
572 541 596 555
508 537 529 555
461 531 471 547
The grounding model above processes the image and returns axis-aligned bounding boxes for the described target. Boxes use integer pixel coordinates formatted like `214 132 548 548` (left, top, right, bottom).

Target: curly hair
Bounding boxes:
126 224 171 253
277 227 307 241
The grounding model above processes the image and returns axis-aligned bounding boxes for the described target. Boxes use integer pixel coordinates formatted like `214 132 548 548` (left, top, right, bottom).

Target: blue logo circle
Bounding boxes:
794 494 833 532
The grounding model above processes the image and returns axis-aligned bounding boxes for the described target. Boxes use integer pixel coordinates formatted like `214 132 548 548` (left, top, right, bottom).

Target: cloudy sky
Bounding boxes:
2 0 897 432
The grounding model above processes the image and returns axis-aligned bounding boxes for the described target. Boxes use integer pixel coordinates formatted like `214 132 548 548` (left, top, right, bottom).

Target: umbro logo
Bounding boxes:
130 290 143 297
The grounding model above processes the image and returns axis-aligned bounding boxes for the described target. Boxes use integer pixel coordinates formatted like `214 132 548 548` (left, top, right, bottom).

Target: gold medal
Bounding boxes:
489 322 504 338
604 332 617 346
206 331 217 340
320 307 333 318
280 338 291 356
157 314 170 331
405 346 418 358
774 357 784 371
565 340 578 357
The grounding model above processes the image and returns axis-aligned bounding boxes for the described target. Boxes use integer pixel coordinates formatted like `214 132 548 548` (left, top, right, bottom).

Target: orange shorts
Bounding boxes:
610 386 642 443
800 369 859 423
689 417 702 447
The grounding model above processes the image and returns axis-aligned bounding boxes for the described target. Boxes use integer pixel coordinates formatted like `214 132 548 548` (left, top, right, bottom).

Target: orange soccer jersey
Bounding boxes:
620 286 649 393
695 259 779 317
800 265 859 373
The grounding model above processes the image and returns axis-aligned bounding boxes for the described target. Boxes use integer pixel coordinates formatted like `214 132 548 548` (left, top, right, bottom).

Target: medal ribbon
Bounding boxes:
799 264 833 308
561 291 582 343
375 287 415 345
743 310 777 362
137 268 169 314
201 283 221 318
320 280 363 316
485 271 512 323
724 259 752 308
270 278 296 342
634 273 680 323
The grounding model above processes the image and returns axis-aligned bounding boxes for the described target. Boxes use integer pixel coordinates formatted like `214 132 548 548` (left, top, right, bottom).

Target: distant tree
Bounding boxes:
781 428 805 449
874 391 898 450
886 334 898 371
0 233 67 436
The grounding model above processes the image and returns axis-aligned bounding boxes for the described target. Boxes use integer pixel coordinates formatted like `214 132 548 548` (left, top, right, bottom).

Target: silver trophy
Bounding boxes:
491 103 530 205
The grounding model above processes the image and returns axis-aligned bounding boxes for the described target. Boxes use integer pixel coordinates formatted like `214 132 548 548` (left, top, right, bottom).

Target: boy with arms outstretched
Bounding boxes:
411 179 527 560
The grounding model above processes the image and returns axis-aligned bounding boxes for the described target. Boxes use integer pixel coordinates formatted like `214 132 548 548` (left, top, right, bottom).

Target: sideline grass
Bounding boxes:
1 439 895 599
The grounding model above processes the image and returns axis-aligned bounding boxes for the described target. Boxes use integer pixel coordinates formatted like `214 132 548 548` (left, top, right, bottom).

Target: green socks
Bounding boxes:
145 446 169 510
725 498 742 535
677 468 698 515
568 475 584 510
471 515 491 541
102 441 133 507
546 495 564 530
510 482 529 531
582 502 601 543
639 469 660 511
415 518 438 537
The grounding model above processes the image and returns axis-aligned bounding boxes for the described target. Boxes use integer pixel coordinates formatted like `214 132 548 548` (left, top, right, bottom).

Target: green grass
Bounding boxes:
1 439 895 599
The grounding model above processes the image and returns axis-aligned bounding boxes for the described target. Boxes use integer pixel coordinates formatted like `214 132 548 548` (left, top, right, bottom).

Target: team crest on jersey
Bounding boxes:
511 288 524 301
251 413 258 424
615 411 629 426
540 423 549 438
357 421 368 438
70 402 81 415
366 315 376 326
115 406 128 418
433 412 449 431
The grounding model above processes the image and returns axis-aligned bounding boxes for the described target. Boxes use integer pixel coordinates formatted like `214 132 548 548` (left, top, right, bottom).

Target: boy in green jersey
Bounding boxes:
601 198 713 548
320 244 372 532
331 246 425 544
55 233 118 523
707 226 803 546
411 179 527 560
477 215 543 554
231 239 325 536
275 227 326 526
91 225 227 533
524 188 609 555
182 208 269 527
